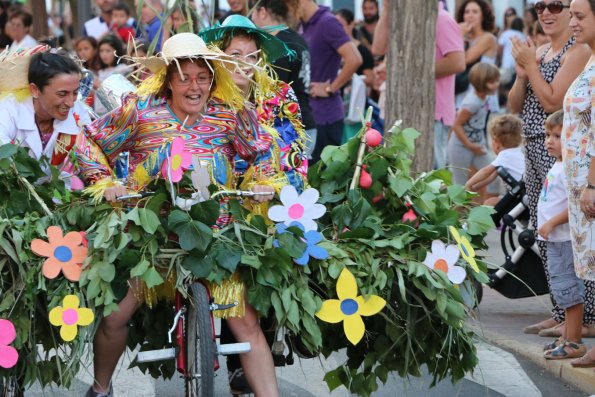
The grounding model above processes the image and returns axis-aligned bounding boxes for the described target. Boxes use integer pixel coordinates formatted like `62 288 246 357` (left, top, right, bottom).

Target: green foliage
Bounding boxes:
0 119 493 396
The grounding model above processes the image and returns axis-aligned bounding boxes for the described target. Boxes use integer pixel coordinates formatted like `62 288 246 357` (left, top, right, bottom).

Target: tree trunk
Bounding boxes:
30 0 49 39
385 1 437 173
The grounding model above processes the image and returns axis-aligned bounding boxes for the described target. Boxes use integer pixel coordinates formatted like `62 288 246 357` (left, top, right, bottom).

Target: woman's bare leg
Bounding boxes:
92 288 141 393
227 304 278 397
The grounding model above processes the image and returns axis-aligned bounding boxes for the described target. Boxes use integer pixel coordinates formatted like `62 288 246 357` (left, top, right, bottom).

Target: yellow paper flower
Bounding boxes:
449 226 479 273
49 295 94 342
315 268 386 345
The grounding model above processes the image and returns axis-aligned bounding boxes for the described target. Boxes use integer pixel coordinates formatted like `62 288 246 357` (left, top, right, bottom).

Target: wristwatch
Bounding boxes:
587 183 595 190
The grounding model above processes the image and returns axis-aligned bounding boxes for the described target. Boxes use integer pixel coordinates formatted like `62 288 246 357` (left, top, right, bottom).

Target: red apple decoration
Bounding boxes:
364 128 382 147
359 168 372 189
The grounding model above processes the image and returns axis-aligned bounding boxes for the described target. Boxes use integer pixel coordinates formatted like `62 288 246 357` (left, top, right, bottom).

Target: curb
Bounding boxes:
469 324 595 395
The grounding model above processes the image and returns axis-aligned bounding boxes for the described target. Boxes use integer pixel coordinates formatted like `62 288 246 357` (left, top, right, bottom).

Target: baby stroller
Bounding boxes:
485 167 549 299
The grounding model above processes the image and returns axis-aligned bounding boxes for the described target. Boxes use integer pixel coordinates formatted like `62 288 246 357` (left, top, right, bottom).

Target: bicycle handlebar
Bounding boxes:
116 190 273 201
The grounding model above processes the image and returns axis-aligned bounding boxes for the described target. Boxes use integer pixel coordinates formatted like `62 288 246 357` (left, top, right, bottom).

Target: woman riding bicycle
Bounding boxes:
75 33 280 397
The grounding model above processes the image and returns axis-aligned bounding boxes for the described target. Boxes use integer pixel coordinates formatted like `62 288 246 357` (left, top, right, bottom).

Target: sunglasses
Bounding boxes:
534 1 570 14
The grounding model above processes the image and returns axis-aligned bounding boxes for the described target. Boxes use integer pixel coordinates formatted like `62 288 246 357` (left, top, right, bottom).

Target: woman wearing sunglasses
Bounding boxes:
508 0 593 338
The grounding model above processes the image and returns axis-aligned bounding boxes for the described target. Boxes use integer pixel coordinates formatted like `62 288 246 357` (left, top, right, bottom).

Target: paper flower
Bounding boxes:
31 226 87 282
274 222 329 266
0 319 18 368
449 226 479 273
316 268 386 345
268 186 326 231
161 137 192 183
49 295 94 342
423 240 466 284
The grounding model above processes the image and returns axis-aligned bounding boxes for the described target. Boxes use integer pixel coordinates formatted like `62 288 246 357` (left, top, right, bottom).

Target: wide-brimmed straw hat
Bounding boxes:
199 15 295 62
132 33 236 74
0 45 49 92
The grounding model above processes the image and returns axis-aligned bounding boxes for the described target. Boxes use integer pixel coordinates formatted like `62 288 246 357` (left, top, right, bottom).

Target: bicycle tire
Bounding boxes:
185 282 216 397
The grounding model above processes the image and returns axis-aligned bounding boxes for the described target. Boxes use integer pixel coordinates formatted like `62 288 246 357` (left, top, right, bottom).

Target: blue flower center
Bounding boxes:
340 299 359 316
54 246 73 262
460 244 469 257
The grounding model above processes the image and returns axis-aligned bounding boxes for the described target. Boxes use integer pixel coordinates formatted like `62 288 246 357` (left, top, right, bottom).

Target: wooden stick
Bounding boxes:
349 107 374 191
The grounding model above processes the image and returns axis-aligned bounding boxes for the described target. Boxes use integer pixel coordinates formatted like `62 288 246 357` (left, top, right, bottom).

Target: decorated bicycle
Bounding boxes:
0 34 494 397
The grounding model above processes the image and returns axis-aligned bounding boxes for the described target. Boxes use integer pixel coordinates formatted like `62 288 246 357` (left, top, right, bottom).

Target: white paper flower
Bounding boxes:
268 186 326 231
423 240 466 284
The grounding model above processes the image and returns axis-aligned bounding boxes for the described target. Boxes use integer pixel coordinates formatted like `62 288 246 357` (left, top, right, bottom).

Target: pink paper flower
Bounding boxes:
161 137 192 183
0 319 18 369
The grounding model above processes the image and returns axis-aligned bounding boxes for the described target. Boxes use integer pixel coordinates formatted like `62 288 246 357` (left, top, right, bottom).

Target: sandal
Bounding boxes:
544 341 586 360
543 337 565 352
571 348 595 368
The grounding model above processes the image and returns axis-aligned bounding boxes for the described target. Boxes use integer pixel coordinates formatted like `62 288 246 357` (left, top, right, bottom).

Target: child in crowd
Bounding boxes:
447 62 500 201
538 110 586 360
465 114 525 206
74 36 100 73
111 3 135 44
95 35 132 115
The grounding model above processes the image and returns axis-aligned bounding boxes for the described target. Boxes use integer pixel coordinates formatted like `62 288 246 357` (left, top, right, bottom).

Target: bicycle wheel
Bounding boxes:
185 282 216 397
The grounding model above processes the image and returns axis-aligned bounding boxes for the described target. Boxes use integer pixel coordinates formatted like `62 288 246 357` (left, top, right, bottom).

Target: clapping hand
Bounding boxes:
511 36 537 70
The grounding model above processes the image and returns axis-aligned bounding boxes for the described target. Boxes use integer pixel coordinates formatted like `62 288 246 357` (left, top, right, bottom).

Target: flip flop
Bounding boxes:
543 337 565 352
544 341 586 360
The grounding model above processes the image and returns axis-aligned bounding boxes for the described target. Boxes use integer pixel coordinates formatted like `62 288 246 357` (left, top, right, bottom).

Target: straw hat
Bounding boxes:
132 33 236 74
0 45 49 92
199 15 295 62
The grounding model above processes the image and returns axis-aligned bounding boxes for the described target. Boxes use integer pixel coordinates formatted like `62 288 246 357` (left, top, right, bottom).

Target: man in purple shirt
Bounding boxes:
299 0 362 162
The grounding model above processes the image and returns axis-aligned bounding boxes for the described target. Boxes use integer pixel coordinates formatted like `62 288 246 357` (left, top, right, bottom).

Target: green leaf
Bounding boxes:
287 301 299 327
0 143 18 159
241 254 262 269
142 266 164 289
130 259 150 278
138 208 160 234
189 200 220 227
388 174 413 197
168 210 212 251
182 254 213 278
98 263 116 282
466 206 496 235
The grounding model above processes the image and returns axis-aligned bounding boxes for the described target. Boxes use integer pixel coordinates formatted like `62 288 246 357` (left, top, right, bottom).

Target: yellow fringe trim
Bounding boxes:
207 272 245 318
239 164 288 222
55 133 72 156
136 68 167 97
0 88 31 102
83 177 118 204
131 270 177 308
132 164 151 190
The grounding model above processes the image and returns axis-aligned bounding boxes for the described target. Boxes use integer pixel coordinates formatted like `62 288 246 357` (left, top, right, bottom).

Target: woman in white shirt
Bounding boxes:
8 11 37 50
0 48 91 187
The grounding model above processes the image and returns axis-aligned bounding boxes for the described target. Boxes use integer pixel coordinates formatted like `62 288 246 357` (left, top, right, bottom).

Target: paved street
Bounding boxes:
24 339 586 396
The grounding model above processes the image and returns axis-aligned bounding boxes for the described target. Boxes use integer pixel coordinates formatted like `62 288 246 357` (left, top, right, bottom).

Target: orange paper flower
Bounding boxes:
31 226 87 282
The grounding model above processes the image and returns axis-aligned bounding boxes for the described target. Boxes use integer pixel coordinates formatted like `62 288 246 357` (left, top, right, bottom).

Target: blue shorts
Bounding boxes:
547 240 585 309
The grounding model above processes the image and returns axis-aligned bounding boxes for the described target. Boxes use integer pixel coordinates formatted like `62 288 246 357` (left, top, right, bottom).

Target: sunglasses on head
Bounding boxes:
534 1 570 14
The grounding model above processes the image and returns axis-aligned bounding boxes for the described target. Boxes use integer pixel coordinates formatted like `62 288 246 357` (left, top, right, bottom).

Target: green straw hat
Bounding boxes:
199 15 295 62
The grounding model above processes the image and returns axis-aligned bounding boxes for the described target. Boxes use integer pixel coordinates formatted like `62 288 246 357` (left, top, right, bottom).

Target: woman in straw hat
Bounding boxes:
0 46 92 189
75 33 280 397
200 14 309 395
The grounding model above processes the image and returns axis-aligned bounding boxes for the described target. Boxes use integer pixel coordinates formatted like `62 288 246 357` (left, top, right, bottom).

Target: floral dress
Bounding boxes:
562 62 595 281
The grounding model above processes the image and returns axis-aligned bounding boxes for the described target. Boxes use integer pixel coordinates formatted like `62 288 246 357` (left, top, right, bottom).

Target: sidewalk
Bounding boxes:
473 230 595 395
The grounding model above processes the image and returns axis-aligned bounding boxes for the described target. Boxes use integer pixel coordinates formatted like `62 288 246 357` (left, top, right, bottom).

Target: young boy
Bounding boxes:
538 110 586 360
465 113 525 206
111 3 135 44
